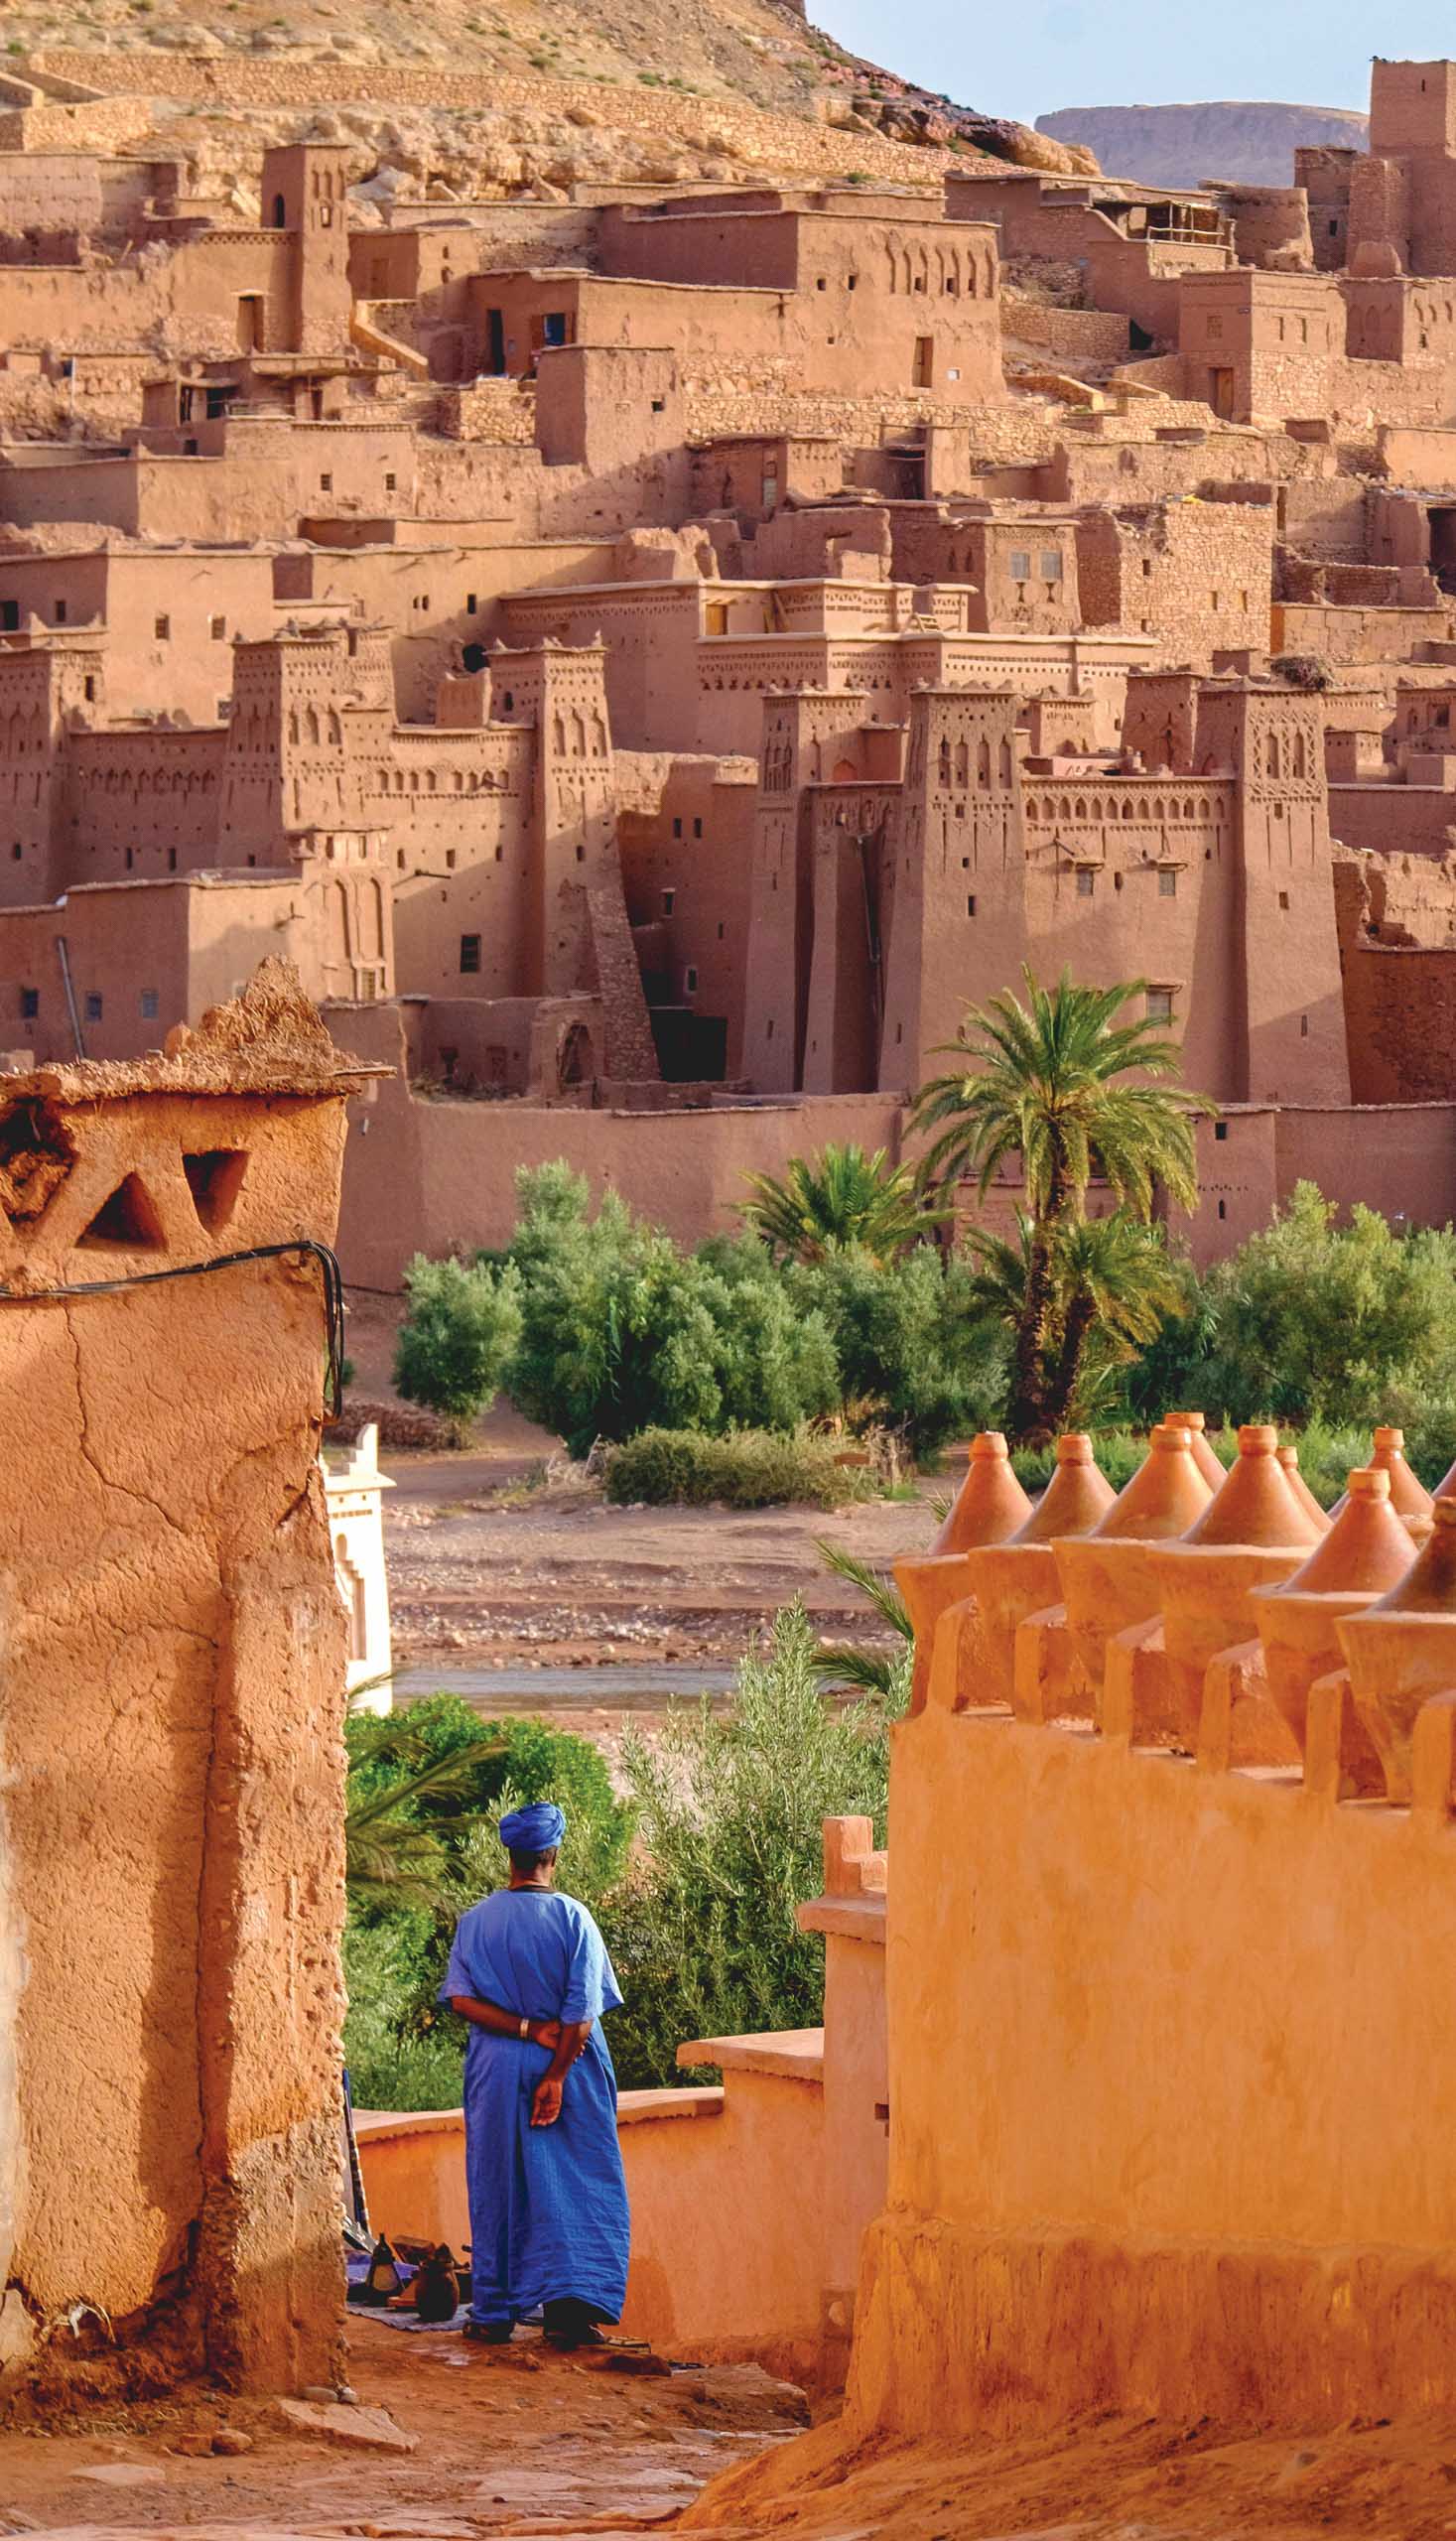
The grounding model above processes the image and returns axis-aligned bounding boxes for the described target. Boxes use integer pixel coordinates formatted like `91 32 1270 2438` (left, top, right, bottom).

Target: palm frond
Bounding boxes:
816 1538 913 1639
809 1643 901 1695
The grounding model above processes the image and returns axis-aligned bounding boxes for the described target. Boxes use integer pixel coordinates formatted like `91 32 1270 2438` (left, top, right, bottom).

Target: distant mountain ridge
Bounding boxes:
1035 100 1370 190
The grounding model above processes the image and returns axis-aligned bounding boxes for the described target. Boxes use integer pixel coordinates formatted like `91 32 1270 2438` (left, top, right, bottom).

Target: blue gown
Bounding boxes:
440 1888 630 2327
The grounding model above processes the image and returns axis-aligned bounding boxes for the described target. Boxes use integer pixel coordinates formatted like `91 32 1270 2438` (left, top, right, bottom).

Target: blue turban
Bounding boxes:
499 1802 566 1853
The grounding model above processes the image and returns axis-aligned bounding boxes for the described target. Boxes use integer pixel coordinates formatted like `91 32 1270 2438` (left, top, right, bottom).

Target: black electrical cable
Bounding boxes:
0 1239 347 1415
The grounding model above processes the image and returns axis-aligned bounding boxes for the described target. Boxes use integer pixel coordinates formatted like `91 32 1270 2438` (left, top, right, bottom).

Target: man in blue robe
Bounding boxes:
441 1801 631 2347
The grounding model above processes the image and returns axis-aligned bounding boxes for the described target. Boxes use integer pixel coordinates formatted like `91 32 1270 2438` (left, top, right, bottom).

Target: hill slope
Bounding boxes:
1036 99 1368 189
0 0 1098 201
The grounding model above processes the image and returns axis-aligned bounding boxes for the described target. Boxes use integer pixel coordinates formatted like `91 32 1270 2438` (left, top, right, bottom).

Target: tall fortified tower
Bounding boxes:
261 143 352 356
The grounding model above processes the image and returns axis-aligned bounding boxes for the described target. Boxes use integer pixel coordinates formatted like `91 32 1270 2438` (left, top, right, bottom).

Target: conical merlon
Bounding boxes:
1361 1497 1456 1617
931 1431 1032 1554
1272 1468 1417 1597
1010 1433 1116 1545
1165 1410 1227 1491
1278 1444 1332 1534
1180 1424 1323 1548
1088 1423 1213 1542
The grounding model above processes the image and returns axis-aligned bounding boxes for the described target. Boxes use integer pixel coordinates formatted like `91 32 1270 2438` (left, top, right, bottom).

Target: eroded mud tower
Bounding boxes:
0 958 371 2405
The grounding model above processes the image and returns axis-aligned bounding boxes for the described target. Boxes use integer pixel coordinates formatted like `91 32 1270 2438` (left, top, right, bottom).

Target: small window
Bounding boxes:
20 987 38 1019
1217 1198 1227 1221
650 396 665 413
460 933 482 974
685 966 699 993
1214 1120 1228 1141
848 273 858 290
140 989 159 1019
693 818 703 839
210 615 225 639
1278 889 1290 910
816 275 827 291
320 472 332 494
1300 1013 1309 1036
1039 550 1063 582
54 600 66 625
1076 869 1094 897
84 991 103 1022
1009 549 1032 583
0 602 17 632
385 472 397 493
84 676 96 702
1141 558 1152 579
1146 988 1173 1024
466 592 478 614
967 893 977 916
168 848 178 871
154 614 170 640
1158 869 1177 897
662 887 676 915
672 817 683 838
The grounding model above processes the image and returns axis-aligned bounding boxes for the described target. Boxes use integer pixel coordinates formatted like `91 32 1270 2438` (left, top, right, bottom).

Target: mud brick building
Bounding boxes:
0 66 1446 1266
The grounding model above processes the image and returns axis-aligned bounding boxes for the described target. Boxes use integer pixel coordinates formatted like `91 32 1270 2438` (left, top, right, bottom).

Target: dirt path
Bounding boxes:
0 2320 807 2540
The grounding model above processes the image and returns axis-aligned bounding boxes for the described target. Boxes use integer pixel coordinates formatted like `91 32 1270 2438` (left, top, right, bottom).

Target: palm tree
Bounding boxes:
1042 1212 1187 1432
912 970 1206 1440
742 1142 946 1265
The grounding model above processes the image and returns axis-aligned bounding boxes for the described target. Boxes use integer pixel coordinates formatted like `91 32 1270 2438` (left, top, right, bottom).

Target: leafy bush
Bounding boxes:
394 1254 521 1433
792 1242 1003 1453
346 1694 631 1900
1130 1184 1456 1430
602 1425 872 1510
604 1603 904 2088
499 1166 838 1453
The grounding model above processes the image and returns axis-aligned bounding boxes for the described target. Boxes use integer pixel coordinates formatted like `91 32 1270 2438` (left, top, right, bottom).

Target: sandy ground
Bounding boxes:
384 1479 933 1675
14 2330 1456 2541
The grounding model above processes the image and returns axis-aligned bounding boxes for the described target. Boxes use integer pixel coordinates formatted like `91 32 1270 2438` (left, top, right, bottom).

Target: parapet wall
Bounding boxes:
851 1693 1456 2433
846 1444 1456 2438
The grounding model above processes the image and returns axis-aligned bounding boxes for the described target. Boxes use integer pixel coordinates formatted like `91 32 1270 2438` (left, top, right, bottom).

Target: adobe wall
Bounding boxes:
0 961 363 2404
330 1003 906 1277
847 1693 1456 2434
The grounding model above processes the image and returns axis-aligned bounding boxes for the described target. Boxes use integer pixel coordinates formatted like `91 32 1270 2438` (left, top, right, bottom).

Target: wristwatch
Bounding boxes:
519 2017 530 2040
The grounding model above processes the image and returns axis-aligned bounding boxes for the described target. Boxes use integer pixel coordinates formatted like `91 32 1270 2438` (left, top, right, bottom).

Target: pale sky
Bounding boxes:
814 0 1454 128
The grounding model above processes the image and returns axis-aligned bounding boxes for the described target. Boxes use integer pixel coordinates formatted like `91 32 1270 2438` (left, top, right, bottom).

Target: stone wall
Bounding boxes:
0 962 365 2406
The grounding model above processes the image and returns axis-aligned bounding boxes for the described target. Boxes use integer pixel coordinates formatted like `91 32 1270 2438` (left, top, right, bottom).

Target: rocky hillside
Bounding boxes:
1036 99 1368 190
0 0 1098 204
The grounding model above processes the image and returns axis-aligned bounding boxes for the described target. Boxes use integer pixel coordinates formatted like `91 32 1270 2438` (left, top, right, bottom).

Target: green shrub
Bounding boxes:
792 1241 1003 1453
1139 1185 1456 1429
394 1253 521 1432
602 1424 870 1510
499 1165 837 1453
604 1603 903 2087
346 1694 631 1899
